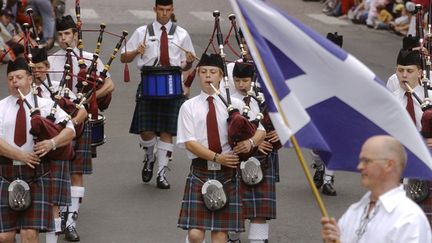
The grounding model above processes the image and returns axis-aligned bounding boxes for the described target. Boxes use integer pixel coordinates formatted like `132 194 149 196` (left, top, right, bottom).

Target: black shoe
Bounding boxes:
312 164 324 189
141 155 156 183
65 225 80 242
322 181 337 196
156 166 170 189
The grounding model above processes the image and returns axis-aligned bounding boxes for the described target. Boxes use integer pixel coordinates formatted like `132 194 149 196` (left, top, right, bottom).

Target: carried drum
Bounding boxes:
89 114 106 147
140 66 183 99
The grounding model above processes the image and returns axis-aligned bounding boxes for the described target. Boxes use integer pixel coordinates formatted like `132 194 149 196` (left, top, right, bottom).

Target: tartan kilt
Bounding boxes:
50 160 71 206
418 181 432 226
129 92 186 135
178 166 245 232
70 121 92 174
242 155 277 220
0 163 54 233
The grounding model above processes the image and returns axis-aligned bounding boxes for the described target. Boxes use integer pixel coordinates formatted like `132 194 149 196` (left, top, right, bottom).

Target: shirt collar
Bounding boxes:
378 185 405 213
154 20 172 32
353 185 404 212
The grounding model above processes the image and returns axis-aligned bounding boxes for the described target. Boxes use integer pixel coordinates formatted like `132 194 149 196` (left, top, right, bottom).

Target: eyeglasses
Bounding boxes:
358 158 389 165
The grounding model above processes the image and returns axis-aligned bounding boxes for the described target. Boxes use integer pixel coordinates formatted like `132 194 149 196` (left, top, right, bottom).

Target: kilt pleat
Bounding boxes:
0 163 54 233
178 166 245 232
71 121 92 174
242 155 277 220
129 95 185 135
50 160 71 206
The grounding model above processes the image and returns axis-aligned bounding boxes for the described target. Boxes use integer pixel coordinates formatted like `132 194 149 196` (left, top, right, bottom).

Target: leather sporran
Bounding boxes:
406 179 430 203
8 179 32 211
201 179 227 211
240 157 263 186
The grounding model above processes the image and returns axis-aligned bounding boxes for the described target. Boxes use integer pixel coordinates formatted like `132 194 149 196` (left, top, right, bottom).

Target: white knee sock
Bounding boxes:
157 141 173 174
46 232 58 243
324 170 335 184
54 217 62 233
68 186 85 227
140 137 157 161
46 216 61 242
248 223 269 243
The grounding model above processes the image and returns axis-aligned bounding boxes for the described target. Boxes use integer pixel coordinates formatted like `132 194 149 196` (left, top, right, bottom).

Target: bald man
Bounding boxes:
321 135 431 243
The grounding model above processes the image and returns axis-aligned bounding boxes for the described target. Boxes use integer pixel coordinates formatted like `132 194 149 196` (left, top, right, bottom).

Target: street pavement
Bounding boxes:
0 0 406 242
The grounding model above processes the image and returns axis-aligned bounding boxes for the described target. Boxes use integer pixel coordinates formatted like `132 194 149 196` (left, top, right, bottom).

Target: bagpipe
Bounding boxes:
191 10 283 161
404 4 432 203
48 1 127 148
16 88 75 161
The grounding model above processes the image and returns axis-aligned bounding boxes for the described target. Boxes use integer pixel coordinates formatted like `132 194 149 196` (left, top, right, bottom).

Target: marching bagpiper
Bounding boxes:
48 15 115 241
177 53 266 242
0 57 75 243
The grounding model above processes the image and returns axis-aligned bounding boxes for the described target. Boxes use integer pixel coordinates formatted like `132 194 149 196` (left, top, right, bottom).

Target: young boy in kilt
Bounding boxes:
0 58 75 243
48 14 114 241
176 53 265 243
30 46 88 243
229 62 280 243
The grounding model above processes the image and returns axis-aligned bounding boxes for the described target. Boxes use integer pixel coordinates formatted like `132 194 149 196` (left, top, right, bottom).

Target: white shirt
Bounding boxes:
338 186 431 243
177 91 244 159
121 20 195 69
0 93 75 153
392 84 426 130
48 47 109 94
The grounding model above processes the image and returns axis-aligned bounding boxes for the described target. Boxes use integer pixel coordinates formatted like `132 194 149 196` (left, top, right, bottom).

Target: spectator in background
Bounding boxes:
27 0 55 49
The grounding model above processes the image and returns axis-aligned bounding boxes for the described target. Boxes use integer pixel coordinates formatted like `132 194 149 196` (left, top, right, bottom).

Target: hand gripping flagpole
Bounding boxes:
231 0 334 229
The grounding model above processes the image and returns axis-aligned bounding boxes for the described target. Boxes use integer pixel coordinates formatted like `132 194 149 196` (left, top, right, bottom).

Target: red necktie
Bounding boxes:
405 92 416 125
14 100 27 147
160 26 169 66
207 96 222 153
36 86 43 97
66 54 74 90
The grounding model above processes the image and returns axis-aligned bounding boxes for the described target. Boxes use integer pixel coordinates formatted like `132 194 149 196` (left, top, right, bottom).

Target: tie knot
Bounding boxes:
17 99 23 106
161 26 166 31
207 96 214 102
405 92 412 97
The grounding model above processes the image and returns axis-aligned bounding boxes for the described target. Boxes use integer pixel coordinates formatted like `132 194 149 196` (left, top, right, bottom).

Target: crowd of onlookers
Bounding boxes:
310 0 430 37
0 0 65 63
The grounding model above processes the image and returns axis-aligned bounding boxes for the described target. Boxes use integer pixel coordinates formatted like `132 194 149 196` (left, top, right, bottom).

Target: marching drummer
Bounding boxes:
228 62 280 243
30 46 88 243
0 58 75 243
120 0 196 189
47 15 114 241
177 53 265 243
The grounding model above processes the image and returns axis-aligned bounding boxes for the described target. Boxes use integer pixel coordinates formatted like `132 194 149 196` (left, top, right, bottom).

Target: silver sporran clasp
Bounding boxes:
201 179 227 211
240 157 263 186
8 179 32 211
406 179 430 203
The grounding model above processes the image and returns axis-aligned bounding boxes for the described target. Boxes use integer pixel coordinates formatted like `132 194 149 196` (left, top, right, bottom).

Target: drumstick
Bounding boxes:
141 27 148 58
172 42 200 61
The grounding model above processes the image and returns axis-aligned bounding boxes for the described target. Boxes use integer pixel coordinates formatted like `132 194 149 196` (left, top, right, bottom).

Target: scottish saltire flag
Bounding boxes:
230 0 432 179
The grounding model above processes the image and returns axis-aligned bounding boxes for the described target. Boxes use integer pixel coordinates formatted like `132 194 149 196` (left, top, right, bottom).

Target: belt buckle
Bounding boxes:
13 160 25 166
207 161 221 171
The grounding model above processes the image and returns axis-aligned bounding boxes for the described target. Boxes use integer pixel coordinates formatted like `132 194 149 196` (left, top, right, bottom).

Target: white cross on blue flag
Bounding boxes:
230 0 432 179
